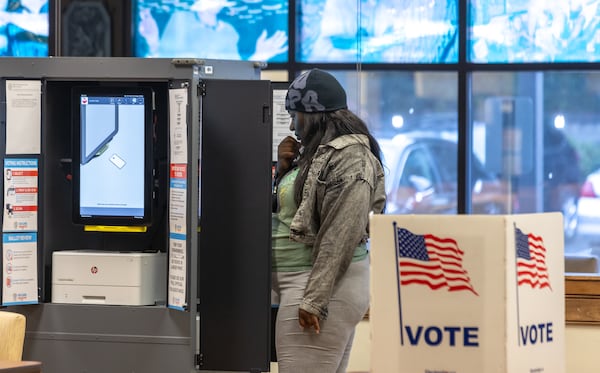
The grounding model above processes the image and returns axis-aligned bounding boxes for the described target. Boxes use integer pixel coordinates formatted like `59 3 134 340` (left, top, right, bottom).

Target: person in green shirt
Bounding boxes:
272 69 386 372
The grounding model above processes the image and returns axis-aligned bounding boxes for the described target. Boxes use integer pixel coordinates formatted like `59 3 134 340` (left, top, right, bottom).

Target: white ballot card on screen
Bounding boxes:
110 153 126 169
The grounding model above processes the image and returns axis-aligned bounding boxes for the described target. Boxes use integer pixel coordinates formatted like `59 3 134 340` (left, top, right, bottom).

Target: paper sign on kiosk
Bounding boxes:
5 80 41 154
167 88 189 311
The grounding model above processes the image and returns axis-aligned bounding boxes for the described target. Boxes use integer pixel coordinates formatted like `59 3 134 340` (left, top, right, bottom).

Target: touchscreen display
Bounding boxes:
77 93 147 220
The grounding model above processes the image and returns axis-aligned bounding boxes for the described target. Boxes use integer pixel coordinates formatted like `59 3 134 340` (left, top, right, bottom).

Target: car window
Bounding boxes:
427 140 457 183
400 147 435 192
428 139 496 185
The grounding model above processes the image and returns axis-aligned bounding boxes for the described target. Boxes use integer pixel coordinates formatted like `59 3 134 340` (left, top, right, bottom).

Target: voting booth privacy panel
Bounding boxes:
0 58 273 373
369 213 565 373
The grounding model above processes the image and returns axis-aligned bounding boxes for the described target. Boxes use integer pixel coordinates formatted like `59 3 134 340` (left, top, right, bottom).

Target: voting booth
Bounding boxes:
369 213 565 373
0 58 273 373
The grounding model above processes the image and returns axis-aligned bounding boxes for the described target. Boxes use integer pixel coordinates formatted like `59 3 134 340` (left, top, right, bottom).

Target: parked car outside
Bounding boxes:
378 129 582 241
379 131 512 215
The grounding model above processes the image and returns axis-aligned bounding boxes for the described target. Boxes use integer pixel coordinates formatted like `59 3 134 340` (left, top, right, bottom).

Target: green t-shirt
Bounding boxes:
272 168 312 272
271 168 368 272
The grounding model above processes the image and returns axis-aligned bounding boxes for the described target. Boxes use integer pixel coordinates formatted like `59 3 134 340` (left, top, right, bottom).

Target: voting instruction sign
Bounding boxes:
369 213 565 373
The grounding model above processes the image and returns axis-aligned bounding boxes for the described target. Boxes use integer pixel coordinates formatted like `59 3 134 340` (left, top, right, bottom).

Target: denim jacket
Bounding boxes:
290 134 386 319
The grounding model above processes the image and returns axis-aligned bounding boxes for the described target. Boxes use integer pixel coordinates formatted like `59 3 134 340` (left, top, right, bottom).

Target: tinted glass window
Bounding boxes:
471 71 600 252
132 0 289 62
297 0 458 63
428 140 457 183
469 0 600 63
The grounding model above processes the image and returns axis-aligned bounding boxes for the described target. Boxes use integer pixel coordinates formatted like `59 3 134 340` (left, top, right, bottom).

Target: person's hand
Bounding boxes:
276 136 300 177
250 29 288 61
299 308 320 334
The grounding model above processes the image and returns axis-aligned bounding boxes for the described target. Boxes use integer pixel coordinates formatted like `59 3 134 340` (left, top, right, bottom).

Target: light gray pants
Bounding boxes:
272 257 370 373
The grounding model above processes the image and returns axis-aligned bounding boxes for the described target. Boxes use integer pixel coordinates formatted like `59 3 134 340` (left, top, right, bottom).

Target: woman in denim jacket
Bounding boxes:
272 68 385 372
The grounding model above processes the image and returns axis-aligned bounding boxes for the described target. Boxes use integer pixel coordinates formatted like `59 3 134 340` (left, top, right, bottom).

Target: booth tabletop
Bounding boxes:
0 361 42 373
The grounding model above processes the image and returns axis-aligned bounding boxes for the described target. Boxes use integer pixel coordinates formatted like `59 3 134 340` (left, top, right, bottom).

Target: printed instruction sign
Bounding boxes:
2 232 38 305
169 88 188 164
5 80 41 154
167 87 190 311
168 164 187 310
272 88 294 162
3 158 38 232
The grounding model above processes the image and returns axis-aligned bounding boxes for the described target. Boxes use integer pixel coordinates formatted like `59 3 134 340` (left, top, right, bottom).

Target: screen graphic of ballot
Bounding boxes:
110 153 126 169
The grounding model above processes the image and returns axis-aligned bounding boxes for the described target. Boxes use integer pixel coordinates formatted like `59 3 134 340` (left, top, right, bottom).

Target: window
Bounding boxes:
470 72 595 242
0 0 49 56
468 1 600 63
132 0 289 62
279 1 600 322
124 0 600 322
296 0 458 63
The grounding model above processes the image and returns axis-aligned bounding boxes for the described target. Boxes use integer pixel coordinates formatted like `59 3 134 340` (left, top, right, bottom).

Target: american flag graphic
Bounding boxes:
396 227 478 295
515 227 551 290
